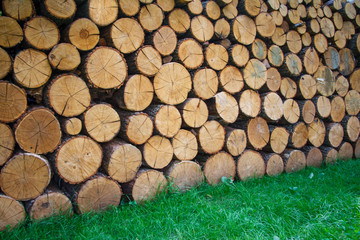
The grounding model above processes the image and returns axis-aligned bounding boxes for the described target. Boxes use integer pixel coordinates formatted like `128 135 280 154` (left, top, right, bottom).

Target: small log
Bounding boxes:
301 32 312 47
204 1 221 20
314 33 328 54
282 99 300 124
225 127 247 157
166 161 204 192
287 122 308 149
339 48 355 76
222 3 238 20
338 142 353 160
247 117 270 150
2 0 34 21
342 21 355 40
61 117 82 136
271 11 283 26
232 15 256 45
0 81 27 123
281 149 306 173
41 0 77 25
47 74 91 117
287 9 300 25
48 43 81 71
286 30 302 54
168 8 191 34
280 77 297 99
302 47 319 75
237 150 266 181
255 12 276 38
204 151 236 185
132 46 162 76
153 62 191 105
304 146 323 168
0 123 15 166
314 96 331 119
308 18 320 34
26 186 73 220
209 91 239 124
238 0 261 17
118 0 140 16
350 69 360 92
321 147 338 165
345 90 360 115
320 17 335 38
85 47 127 89
263 67 281 92
268 126 289 154
177 38 204 70
120 112 153 145
123 169 167 203
143 135 173 169
13 48 52 89
205 43 228 71
238 89 262 118
65 18 100 51
214 18 231 39
335 75 349 97
308 118 326 147
172 129 198 161
271 27 286 46
24 16 59 50
151 105 182 138
187 0 203 15
267 45 284 69
342 2 357 20
198 120 225 154
0 16 23 48
251 39 267 60
261 92 283 122
342 116 360 142
333 11 343 30
299 100 316 124
0 47 12 79
262 153 284 176
152 26 177 56
190 15 214 42
192 68 218 100
298 74 317 100
15 107 61 154
178 98 208 128
330 96 346 123
333 30 347 49
314 66 335 97
55 136 102 184
243 59 267 90
281 53 303 77
230 44 250 67
0 153 51 201
219 65 244 94
82 0 118 27
323 47 340 70
0 195 25 231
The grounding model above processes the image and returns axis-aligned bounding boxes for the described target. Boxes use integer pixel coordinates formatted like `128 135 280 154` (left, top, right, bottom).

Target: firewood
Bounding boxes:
330 96 345 122
237 150 265 181
214 18 231 39
350 69 360 92
323 47 340 70
0 47 11 79
232 15 256 45
230 44 250 67
0 81 27 123
55 136 102 184
197 120 225 154
314 66 336 97
298 75 317 100
298 100 316 124
335 75 349 97
166 161 204 192
119 112 153 145
152 26 177 56
339 48 355 77
314 33 328 53
283 99 300 124
24 16 59 50
222 3 238 20
355 139 360 159
192 68 218 100
308 19 320 34
238 89 262 118
0 153 51 201
190 15 214 42
304 146 323 168
203 151 236 185
130 46 162 76
263 67 281 92
261 92 284 122
287 122 308 149
262 153 284 176
349 33 360 55
314 96 331 119
149 105 182 138
168 8 190 34
271 27 287 46
172 129 198 161
40 0 76 25
205 43 229 71
267 45 284 68
176 38 204 69
251 39 267 60
271 11 284 26
281 53 303 77
341 21 355 40
219 65 244 94
344 90 360 115
302 47 320 75
333 30 347 49
338 142 354 160
282 149 306 173
308 118 326 147
225 127 247 156
301 32 312 47
0 195 26 231
187 0 203 15
321 147 338 165
286 30 302 54
0 123 15 167
2 0 34 21
143 135 173 169
47 74 91 117
333 11 343 29
238 0 261 17
48 43 80 71
61 117 82 136
65 18 100 51
247 117 270 150
178 98 208 128
204 1 221 21
0 16 23 48
280 77 297 99
15 107 61 154
342 116 360 142
80 0 118 27
209 91 239 124
243 59 267 90
256 12 276 38
268 126 289 154
119 0 140 16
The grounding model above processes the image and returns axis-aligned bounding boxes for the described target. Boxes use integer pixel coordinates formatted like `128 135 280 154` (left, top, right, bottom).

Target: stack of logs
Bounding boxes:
1 0 360 230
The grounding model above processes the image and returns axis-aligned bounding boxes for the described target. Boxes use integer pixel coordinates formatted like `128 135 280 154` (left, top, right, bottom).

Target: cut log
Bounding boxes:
204 151 236 185
48 43 80 71
243 59 267 90
124 169 167 203
41 0 76 25
238 0 261 17
120 113 153 145
308 18 320 34
177 38 204 70
338 142 353 160
268 126 289 154
281 53 303 77
299 100 316 124
24 16 59 50
304 146 323 168
302 47 319 75
0 81 27 123
262 153 284 176
178 98 208 128
0 16 23 48
261 92 283 122
267 46 284 69
204 1 221 20
247 117 270 150
154 62 191 105
205 43 228 71
85 47 127 89
320 17 335 38
219 65 244 94
283 99 300 124
26 186 73 220
255 12 276 38
168 8 190 34
222 4 238 20
214 18 231 39
152 26 177 56
237 150 265 181
345 90 360 115
350 69 360 92
0 153 51 201
192 68 218 100
84 0 118 27
151 105 182 138
190 15 214 42
323 47 340 70
230 44 250 67
314 66 335 97
55 136 102 184
209 91 239 124
335 75 349 97
264 67 281 92
172 129 198 161
301 32 312 47
314 96 331 118
166 161 204 192
314 33 328 53
61 117 82 136
308 118 326 147
333 11 343 30
287 122 308 149
321 147 338 165
330 96 346 122
225 128 247 157
66 18 100 51
0 195 25 231
298 75 317 100
102 141 142 183
0 47 12 79
333 30 347 49
187 0 203 15
339 48 355 76
198 120 225 154
13 48 52 89
47 74 91 117
271 27 286 46
287 9 300 25
342 21 356 40
139 4 164 32
280 77 297 99
2 0 34 21
15 107 61 154
282 149 306 173
251 39 267 60
238 89 262 118
342 116 360 142
105 18 144 54
119 0 140 16
132 46 162 76
143 135 173 169
0 123 14 166
232 15 256 45
271 11 283 26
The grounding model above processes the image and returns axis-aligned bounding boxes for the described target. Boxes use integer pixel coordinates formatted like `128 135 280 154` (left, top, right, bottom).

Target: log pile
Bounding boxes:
1 0 360 230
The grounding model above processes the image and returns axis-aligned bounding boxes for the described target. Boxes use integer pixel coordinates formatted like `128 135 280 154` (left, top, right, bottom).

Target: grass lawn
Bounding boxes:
1 159 360 239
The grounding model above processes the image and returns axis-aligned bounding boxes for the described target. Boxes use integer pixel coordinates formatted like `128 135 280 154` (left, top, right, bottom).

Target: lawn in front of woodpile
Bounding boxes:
1 159 360 239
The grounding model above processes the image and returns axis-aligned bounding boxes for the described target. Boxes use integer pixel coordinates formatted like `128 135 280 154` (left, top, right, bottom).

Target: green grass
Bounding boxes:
2 159 360 240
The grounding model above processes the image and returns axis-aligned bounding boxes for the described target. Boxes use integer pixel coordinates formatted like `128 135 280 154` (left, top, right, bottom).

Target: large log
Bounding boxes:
203 151 236 185
237 150 265 181
166 161 204 192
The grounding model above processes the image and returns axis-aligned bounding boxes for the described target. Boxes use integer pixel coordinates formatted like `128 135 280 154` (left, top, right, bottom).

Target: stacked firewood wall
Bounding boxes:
1 0 360 230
